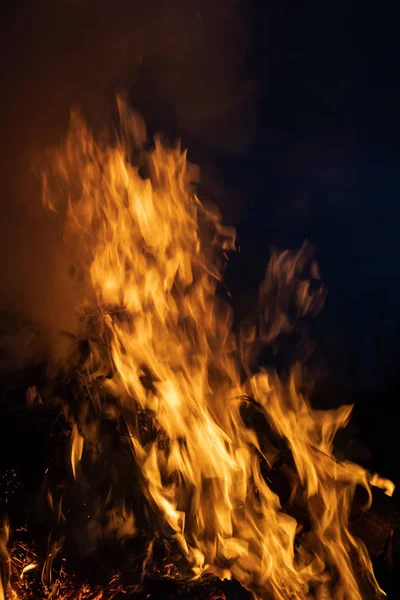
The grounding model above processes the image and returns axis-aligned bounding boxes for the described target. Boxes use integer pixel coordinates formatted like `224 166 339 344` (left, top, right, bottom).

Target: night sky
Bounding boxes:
0 0 399 376
246 1 399 279
234 1 400 379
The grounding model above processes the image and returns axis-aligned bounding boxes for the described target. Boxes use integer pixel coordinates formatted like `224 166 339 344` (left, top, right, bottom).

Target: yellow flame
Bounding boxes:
0 521 18 600
70 423 84 481
20 562 38 580
33 97 395 599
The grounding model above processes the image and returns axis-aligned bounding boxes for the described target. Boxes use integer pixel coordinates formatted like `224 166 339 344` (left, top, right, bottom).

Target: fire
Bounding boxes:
0 97 394 599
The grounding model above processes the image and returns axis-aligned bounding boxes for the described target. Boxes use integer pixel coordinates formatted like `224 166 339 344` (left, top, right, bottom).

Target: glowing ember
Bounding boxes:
0 97 394 599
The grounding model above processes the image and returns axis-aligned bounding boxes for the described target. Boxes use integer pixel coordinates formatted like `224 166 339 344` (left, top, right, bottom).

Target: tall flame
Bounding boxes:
2 98 393 599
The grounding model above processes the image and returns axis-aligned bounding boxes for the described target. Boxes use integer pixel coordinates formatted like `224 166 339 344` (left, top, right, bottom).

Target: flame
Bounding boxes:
70 423 84 481
1 97 393 599
0 522 17 600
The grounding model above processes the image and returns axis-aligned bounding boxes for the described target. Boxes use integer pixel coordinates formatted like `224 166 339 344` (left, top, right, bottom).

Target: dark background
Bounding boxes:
0 0 399 515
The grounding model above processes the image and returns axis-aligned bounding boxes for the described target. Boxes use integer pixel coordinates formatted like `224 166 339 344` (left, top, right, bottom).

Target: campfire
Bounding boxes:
0 97 395 600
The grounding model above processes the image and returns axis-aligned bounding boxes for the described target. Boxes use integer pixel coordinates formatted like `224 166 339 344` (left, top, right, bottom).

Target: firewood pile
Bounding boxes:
0 348 399 599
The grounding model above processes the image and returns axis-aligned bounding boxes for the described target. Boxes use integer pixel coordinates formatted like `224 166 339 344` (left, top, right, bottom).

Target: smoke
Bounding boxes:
0 0 257 368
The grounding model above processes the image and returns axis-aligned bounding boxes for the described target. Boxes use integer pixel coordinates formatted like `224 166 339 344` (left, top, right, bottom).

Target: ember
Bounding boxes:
0 97 395 599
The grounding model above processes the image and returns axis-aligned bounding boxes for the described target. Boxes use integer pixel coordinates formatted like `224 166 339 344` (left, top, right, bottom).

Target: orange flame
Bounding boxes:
1 97 393 599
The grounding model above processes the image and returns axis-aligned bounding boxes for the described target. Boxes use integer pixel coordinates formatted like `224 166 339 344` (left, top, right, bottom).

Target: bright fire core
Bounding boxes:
0 98 394 600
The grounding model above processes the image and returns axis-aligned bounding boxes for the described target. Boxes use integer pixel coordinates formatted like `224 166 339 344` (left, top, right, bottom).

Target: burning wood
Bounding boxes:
0 97 396 599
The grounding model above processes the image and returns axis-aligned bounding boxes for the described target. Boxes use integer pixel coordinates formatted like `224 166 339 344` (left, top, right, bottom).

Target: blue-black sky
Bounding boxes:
0 0 399 363
245 1 399 280
227 0 400 365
